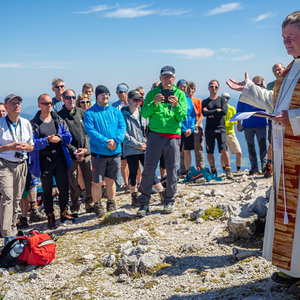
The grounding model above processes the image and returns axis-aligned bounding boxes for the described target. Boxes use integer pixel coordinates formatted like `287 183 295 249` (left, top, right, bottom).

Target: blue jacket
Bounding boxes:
236 101 267 128
29 111 72 177
182 96 196 133
84 104 126 156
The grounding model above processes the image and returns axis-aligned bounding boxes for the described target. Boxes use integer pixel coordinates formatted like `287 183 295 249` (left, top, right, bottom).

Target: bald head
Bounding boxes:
272 63 285 78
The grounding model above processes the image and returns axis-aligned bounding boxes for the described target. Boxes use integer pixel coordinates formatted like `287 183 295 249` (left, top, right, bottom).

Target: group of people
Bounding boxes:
1 10 300 296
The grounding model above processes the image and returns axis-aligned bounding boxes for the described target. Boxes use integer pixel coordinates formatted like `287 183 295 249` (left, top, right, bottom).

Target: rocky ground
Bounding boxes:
0 172 298 300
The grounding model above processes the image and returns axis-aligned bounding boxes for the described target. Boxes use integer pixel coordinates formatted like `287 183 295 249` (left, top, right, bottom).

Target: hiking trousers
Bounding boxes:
140 132 180 205
0 158 27 237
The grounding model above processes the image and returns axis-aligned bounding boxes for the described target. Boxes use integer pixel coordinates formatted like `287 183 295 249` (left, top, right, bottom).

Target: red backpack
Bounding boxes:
17 230 56 265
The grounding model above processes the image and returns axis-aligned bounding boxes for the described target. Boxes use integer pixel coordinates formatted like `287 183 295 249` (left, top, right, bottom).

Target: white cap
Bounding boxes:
222 92 231 99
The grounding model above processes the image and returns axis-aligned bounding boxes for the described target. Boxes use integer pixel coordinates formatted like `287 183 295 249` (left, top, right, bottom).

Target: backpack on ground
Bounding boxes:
0 230 56 268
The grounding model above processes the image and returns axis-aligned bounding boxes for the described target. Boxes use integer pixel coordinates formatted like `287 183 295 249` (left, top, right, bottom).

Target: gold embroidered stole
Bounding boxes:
271 61 300 270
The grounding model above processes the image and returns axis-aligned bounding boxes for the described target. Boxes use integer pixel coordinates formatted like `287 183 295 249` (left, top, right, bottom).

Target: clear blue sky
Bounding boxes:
0 1 298 111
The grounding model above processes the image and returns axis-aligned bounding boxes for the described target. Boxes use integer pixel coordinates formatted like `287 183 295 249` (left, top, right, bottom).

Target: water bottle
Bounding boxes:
9 242 25 258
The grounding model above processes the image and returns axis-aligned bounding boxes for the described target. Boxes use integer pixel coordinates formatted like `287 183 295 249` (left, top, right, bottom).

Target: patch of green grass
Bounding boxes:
100 213 134 226
198 287 208 293
148 263 172 274
201 207 224 220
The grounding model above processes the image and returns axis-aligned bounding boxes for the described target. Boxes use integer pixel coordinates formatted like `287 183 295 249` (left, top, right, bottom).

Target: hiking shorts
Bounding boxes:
91 154 121 183
205 130 227 153
181 132 194 150
226 134 241 154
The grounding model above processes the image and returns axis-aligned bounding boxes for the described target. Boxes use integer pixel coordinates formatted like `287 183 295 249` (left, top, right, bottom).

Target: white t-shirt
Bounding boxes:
0 116 34 162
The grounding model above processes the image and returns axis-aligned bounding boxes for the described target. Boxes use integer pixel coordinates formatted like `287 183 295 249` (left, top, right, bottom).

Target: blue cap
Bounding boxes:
177 79 187 87
116 83 129 93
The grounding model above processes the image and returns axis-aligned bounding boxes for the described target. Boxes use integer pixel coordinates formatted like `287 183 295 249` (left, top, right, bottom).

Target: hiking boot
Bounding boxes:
29 208 46 223
85 202 95 213
225 167 234 180
17 216 29 229
137 205 150 218
264 162 272 178
47 213 57 230
60 210 74 223
131 192 139 208
106 200 117 212
162 202 175 214
94 201 105 218
71 211 79 218
159 191 166 205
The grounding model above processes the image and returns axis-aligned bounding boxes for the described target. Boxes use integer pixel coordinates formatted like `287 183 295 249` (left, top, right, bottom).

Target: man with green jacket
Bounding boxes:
137 66 187 216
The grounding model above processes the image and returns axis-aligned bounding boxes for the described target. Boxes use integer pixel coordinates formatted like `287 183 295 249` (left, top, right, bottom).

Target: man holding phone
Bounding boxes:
137 66 187 216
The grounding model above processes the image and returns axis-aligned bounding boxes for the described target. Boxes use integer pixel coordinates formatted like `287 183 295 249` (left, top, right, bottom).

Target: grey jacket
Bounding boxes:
121 107 147 157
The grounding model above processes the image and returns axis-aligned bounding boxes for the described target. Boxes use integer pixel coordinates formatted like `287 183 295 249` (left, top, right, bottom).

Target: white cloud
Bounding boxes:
159 9 190 16
220 48 241 54
155 48 215 59
29 62 67 69
207 2 241 16
104 5 155 18
253 12 273 22
73 5 115 14
0 63 22 68
231 54 255 61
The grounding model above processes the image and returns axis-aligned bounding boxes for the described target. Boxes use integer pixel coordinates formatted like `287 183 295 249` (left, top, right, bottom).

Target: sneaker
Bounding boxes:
60 210 74 223
29 208 46 223
85 202 95 213
249 169 259 176
162 202 175 214
106 200 117 212
131 192 139 208
17 216 29 229
137 205 150 218
94 201 105 218
47 213 57 230
159 191 166 205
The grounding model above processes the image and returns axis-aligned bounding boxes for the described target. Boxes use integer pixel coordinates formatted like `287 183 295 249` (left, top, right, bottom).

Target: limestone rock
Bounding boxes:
227 215 257 239
102 254 116 267
139 253 162 273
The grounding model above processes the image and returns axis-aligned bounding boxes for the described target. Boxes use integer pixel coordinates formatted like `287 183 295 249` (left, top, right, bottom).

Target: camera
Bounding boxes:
15 152 25 159
161 89 174 103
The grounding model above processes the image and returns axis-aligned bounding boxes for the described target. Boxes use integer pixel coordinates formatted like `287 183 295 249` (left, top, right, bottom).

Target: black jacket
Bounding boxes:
57 106 90 158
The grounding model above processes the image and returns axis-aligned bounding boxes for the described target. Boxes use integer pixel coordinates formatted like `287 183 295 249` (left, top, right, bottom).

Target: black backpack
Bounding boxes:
0 238 25 268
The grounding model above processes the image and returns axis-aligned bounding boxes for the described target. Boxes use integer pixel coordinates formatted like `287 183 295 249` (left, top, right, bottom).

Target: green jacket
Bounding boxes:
141 85 187 135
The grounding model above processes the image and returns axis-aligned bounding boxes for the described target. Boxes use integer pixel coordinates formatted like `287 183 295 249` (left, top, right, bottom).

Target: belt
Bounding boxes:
91 152 120 159
0 157 26 165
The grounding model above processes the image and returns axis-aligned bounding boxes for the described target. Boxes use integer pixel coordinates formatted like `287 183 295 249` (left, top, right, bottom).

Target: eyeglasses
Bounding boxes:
55 85 65 89
209 85 219 89
40 102 52 106
64 96 76 100
80 100 91 104
133 98 143 102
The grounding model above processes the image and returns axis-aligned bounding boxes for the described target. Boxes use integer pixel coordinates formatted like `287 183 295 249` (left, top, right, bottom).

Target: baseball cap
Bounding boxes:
222 92 231 99
4 93 23 103
95 85 110 98
128 90 142 100
160 65 175 76
116 83 129 93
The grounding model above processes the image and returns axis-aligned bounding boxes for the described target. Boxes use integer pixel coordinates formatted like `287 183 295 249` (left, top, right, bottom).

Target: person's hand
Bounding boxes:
5 142 23 151
75 148 87 161
185 129 192 137
154 93 164 105
18 143 33 152
107 139 116 150
48 135 61 143
216 108 222 112
226 72 249 91
237 122 244 132
168 96 178 107
139 143 147 151
203 107 208 112
272 110 290 126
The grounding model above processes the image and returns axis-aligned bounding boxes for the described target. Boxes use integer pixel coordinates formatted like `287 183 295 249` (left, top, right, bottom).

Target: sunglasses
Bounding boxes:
133 98 143 102
40 102 52 106
55 85 65 89
8 100 22 105
209 85 219 89
118 91 127 94
80 100 91 104
64 96 76 100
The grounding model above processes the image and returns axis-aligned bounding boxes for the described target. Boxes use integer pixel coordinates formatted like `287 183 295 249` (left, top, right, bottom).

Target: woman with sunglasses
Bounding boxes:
122 90 163 207
76 94 91 111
